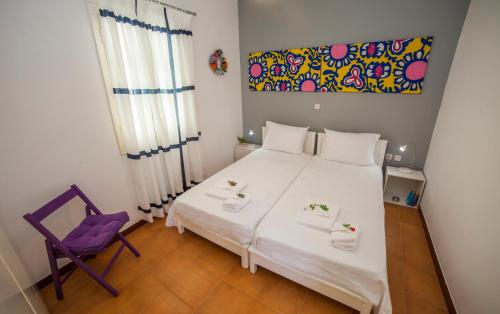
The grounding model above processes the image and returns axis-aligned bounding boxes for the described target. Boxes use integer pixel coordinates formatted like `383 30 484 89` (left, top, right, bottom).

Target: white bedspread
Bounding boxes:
166 149 312 244
253 157 391 314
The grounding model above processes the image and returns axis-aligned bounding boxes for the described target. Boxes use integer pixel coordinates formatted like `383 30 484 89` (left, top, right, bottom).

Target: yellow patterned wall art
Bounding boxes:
248 47 321 92
248 36 433 94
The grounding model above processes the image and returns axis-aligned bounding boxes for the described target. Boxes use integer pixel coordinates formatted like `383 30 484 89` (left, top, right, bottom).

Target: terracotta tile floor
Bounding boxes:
40 204 448 313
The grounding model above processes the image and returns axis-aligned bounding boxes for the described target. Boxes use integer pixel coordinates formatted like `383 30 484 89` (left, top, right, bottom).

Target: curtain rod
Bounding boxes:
151 0 197 16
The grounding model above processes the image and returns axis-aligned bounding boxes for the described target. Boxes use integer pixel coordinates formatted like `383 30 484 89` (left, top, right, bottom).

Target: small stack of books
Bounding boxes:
405 191 419 207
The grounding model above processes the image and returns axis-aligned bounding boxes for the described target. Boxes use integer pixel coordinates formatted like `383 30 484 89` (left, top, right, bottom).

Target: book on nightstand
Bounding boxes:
406 191 415 206
411 194 419 207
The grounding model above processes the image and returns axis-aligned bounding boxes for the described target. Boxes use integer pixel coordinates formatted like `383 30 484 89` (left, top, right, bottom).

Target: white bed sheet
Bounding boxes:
166 148 312 244
253 157 391 314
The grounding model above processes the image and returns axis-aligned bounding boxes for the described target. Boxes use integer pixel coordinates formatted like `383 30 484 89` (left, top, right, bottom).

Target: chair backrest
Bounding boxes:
28 185 101 223
23 184 105 259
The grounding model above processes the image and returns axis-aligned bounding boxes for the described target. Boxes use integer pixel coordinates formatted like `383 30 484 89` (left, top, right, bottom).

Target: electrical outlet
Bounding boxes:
314 103 321 110
394 154 402 161
385 153 393 160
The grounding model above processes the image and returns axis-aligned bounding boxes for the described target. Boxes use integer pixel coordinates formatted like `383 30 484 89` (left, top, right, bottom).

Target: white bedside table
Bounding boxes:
383 166 426 208
234 143 261 161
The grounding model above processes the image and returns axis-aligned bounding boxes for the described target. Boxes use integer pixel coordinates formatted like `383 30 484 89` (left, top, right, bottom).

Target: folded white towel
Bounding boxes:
304 199 340 219
296 211 335 232
330 223 360 251
215 178 247 193
331 241 357 251
206 188 236 200
222 194 252 212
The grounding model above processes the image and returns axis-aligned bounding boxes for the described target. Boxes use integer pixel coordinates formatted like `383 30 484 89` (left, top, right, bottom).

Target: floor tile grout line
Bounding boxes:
195 278 224 312
143 263 199 312
221 277 280 312
297 291 308 314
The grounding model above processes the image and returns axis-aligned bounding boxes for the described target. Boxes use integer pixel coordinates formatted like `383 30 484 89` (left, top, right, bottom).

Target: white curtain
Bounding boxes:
98 0 203 221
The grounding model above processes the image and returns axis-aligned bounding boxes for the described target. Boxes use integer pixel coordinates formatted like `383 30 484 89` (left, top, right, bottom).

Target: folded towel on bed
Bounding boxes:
206 188 236 200
330 223 360 251
296 212 335 232
304 199 340 218
215 178 247 193
295 199 340 232
222 193 252 212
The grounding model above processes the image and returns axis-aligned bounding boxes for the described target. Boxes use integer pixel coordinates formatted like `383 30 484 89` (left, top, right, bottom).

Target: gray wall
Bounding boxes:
238 0 469 169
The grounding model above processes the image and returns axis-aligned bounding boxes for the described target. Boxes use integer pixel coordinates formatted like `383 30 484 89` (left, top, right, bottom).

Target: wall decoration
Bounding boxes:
320 37 433 94
248 47 321 92
248 36 433 94
209 49 228 76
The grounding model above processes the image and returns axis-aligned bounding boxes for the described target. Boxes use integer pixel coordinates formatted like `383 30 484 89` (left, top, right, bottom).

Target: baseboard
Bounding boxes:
418 206 456 314
35 219 147 290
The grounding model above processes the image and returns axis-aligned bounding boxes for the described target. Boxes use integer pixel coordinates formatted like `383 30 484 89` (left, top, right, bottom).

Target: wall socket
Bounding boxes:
394 154 402 161
314 103 321 110
385 153 393 160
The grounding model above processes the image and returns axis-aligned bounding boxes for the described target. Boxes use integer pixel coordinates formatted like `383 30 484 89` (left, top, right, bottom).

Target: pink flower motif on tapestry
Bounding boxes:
405 61 427 81
330 44 348 59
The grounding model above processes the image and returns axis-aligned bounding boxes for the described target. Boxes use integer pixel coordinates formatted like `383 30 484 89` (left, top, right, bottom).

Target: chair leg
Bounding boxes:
67 254 119 297
45 240 64 300
118 234 140 257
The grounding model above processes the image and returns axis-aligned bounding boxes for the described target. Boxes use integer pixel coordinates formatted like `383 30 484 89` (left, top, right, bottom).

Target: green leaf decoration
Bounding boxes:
319 204 329 211
237 193 245 198
228 180 237 186
343 223 351 228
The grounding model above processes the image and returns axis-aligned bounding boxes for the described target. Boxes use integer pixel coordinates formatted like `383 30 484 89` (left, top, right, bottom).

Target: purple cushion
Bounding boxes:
61 212 129 255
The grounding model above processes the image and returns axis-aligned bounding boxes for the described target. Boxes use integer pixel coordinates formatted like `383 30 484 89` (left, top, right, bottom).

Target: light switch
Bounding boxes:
314 103 320 110
394 154 402 161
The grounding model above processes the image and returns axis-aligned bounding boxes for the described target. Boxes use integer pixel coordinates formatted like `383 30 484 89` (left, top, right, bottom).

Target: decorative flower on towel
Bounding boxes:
343 223 356 232
228 180 237 186
237 193 245 198
309 203 330 212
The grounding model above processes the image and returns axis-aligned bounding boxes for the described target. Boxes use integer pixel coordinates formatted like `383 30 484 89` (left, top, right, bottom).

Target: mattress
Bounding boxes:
253 157 391 314
166 148 312 244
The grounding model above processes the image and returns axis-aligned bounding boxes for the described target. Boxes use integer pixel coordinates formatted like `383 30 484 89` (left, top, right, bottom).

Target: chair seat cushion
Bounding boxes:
61 212 129 255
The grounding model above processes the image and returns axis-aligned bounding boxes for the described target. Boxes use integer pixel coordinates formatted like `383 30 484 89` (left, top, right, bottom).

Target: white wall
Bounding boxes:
0 0 242 284
421 1 500 313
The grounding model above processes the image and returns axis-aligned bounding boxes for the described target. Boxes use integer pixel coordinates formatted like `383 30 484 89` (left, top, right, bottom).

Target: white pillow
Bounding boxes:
262 121 309 154
320 129 380 166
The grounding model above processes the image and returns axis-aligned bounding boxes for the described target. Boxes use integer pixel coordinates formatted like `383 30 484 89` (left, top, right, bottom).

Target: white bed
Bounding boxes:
249 137 390 314
165 129 315 267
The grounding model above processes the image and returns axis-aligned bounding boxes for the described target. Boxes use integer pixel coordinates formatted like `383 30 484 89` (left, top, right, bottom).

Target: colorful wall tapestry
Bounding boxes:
248 47 321 92
248 36 433 94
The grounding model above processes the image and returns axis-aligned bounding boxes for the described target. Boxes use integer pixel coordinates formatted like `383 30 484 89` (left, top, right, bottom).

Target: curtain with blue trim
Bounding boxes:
98 0 203 221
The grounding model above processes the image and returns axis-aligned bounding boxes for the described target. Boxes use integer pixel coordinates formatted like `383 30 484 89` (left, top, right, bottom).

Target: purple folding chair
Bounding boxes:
23 184 140 299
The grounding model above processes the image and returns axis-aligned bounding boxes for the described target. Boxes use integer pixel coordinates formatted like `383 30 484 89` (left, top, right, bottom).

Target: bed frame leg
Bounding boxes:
241 250 249 269
359 301 372 314
249 253 257 273
175 217 185 234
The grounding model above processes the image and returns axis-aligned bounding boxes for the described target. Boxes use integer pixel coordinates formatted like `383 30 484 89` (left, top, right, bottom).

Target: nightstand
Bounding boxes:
234 143 261 161
383 166 426 208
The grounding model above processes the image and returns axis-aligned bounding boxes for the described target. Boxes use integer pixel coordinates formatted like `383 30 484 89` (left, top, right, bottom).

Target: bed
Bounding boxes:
165 128 315 268
249 134 390 314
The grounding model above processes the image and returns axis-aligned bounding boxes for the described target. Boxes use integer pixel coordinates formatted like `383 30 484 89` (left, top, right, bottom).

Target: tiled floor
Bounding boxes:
40 204 448 313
